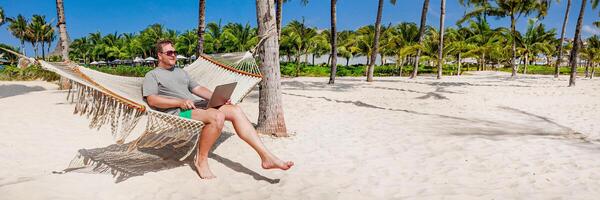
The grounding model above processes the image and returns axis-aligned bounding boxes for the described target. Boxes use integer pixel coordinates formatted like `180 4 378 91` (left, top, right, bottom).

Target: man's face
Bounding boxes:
158 43 177 67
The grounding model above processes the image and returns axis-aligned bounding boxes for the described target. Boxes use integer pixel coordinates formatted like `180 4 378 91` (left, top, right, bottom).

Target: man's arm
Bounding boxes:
146 95 195 110
191 86 213 100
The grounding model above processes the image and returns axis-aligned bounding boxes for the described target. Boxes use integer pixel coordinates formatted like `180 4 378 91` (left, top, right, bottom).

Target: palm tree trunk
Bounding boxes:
524 54 529 74
411 0 430 79
457 53 461 76
56 0 71 90
33 42 39 58
276 0 283 37
584 60 590 78
437 0 445 79
197 0 206 55
396 58 401 76
569 0 587 87
482 52 486 71
510 14 517 77
255 0 287 136
591 63 596 79
556 0 571 78
41 41 45 60
20 40 26 56
295 53 300 77
56 0 69 61
367 0 384 82
328 0 338 84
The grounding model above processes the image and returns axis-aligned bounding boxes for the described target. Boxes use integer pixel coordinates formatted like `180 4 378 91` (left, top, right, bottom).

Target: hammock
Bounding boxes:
4 48 262 163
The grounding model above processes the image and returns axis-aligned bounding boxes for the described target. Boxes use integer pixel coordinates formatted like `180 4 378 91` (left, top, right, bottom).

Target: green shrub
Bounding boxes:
0 65 60 81
87 65 154 77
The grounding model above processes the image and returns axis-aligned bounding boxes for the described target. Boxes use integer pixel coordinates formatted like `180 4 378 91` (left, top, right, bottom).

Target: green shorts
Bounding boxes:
179 109 192 119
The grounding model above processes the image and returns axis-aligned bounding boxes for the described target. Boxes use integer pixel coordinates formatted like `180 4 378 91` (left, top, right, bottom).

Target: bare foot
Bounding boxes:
262 156 294 170
194 158 216 179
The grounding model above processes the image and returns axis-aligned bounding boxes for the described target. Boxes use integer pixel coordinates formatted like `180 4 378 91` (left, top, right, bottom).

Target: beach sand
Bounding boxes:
1 71 600 199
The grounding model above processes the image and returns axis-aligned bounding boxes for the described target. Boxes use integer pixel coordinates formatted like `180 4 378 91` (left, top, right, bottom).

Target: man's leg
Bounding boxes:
191 108 225 179
218 104 293 170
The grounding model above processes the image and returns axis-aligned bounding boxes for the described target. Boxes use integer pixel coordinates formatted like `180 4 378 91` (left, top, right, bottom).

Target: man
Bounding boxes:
142 39 293 179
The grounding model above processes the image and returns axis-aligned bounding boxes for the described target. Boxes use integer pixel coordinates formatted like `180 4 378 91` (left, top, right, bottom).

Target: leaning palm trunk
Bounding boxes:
411 0 430 79
569 0 587 87
255 0 288 136
367 0 384 82
556 0 571 78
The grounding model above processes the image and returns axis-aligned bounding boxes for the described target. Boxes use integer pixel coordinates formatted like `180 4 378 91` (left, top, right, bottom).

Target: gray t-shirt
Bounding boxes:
142 66 204 115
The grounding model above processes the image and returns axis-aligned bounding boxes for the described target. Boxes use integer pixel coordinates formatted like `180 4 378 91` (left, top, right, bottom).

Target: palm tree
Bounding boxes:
40 19 54 60
7 15 29 55
356 25 375 67
307 31 329 65
515 19 556 74
459 0 551 77
437 0 446 79
222 22 258 52
568 0 599 86
205 21 224 53
584 35 600 78
276 0 308 37
367 0 397 82
446 27 475 76
384 22 419 76
27 15 49 58
56 0 70 61
256 0 288 136
463 15 505 71
282 19 316 77
178 30 199 57
328 0 337 84
337 30 359 67
69 37 89 63
0 6 5 27
555 0 571 77
410 0 430 79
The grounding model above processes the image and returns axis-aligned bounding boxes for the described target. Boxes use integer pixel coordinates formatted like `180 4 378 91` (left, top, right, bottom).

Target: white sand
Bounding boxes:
1 72 600 199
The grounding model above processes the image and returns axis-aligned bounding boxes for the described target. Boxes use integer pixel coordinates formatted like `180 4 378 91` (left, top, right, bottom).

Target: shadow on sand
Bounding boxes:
0 84 47 99
60 131 280 184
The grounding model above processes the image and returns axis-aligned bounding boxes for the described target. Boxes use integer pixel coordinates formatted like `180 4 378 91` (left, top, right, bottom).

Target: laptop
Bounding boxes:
198 82 238 109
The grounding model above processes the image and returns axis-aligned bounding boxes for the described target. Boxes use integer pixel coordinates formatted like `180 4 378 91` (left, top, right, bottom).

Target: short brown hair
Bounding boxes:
155 39 174 54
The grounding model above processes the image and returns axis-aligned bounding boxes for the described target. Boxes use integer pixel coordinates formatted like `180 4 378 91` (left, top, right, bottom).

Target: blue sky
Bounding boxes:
1 0 598 55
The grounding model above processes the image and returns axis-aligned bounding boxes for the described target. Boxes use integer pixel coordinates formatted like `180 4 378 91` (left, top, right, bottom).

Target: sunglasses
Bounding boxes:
160 50 177 56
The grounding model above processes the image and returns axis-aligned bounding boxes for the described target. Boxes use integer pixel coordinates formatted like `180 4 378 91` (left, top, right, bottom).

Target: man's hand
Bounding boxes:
179 99 196 110
225 99 232 105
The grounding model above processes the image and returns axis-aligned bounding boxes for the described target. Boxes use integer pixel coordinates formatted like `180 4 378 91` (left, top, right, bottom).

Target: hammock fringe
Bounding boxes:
69 81 144 144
